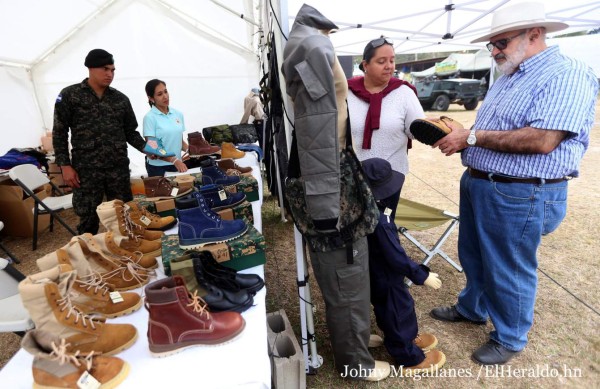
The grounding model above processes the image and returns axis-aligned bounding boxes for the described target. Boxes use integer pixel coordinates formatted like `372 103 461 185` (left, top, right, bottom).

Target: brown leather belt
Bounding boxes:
468 168 567 184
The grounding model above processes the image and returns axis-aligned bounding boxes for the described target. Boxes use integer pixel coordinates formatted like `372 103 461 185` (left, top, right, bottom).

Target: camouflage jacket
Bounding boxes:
52 79 146 169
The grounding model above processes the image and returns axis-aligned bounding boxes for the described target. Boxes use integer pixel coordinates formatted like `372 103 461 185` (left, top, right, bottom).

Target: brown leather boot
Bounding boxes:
143 176 193 198
145 275 246 357
126 200 176 231
93 231 159 269
188 131 221 157
22 330 130 389
220 142 245 159
37 239 151 292
97 200 163 241
217 158 252 174
19 265 138 355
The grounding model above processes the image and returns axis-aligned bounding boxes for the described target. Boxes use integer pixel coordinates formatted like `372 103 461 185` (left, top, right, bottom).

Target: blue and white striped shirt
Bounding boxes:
463 45 598 178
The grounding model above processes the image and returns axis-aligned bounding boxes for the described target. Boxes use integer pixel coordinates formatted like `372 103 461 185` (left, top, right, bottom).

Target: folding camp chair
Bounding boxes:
0 257 34 336
0 221 21 264
395 198 462 284
8 164 76 250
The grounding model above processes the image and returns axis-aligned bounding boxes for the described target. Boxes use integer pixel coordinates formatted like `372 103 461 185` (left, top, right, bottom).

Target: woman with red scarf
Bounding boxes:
348 38 447 375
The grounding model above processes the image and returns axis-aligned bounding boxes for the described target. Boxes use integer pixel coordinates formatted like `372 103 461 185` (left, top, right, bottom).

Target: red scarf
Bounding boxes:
348 76 417 149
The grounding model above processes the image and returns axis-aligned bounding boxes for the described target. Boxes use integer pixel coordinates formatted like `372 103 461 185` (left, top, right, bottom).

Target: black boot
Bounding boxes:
195 251 264 295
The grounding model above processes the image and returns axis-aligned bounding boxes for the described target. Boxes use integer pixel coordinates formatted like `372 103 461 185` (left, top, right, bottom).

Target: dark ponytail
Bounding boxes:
145 79 166 108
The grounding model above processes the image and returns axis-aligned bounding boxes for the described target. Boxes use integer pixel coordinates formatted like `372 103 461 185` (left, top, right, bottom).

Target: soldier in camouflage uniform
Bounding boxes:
53 49 147 234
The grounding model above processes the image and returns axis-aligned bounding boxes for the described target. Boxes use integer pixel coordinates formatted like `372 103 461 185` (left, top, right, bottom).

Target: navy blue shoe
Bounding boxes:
201 163 240 187
197 184 246 211
177 192 247 249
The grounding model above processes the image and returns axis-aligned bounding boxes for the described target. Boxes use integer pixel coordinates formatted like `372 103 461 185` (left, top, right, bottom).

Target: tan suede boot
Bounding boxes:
97 200 163 241
126 200 176 231
401 349 446 377
19 265 138 355
76 235 152 291
93 232 158 269
22 329 130 389
220 142 246 159
45 249 142 318
38 238 151 291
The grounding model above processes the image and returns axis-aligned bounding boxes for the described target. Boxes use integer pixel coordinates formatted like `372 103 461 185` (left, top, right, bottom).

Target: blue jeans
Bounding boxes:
455 170 568 351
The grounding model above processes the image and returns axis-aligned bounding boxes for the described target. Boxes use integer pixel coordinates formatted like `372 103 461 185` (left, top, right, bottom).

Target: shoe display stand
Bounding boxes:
0 153 272 389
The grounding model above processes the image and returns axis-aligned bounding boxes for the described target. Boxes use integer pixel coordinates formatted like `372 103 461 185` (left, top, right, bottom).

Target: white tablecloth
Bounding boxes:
0 154 270 389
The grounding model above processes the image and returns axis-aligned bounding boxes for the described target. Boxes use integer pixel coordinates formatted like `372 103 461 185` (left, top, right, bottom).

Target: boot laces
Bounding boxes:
57 295 97 330
140 206 160 223
186 290 210 319
76 273 110 296
50 338 96 371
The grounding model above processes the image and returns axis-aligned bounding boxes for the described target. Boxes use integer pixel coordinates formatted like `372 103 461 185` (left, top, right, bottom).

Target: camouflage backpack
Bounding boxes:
285 127 379 256
202 124 232 145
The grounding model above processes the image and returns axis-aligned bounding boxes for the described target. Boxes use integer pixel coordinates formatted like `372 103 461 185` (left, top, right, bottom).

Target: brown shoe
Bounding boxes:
22 330 130 388
221 142 245 159
97 200 163 242
19 265 139 356
54 250 142 318
145 275 246 357
126 200 176 231
414 333 438 352
217 158 252 174
188 131 221 157
401 350 446 376
93 232 159 269
143 176 193 198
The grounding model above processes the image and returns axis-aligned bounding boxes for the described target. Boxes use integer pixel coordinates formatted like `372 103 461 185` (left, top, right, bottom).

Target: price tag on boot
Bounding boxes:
170 187 179 197
109 291 124 304
139 215 152 226
77 371 101 389
218 189 227 201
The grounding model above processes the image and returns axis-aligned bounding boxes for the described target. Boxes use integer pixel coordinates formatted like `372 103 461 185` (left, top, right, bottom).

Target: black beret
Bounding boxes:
84 49 114 68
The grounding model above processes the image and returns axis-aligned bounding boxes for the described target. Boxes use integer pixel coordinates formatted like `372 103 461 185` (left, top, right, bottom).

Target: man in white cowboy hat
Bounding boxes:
430 2 598 365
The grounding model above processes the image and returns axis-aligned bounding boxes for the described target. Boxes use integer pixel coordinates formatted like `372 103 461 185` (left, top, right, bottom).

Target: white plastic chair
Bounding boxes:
8 164 76 250
0 257 34 335
0 221 21 264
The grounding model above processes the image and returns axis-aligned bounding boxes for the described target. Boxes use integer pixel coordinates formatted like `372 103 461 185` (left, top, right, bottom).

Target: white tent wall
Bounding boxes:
0 0 263 176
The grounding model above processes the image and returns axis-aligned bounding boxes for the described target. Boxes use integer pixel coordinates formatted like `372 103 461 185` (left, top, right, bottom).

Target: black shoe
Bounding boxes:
430 306 487 325
472 340 522 365
191 256 254 313
197 251 264 295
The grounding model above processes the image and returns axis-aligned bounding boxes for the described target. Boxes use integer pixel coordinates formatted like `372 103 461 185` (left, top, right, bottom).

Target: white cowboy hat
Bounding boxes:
471 2 568 43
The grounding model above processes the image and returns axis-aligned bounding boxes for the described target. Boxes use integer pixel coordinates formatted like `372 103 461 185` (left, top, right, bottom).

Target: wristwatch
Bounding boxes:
467 128 477 146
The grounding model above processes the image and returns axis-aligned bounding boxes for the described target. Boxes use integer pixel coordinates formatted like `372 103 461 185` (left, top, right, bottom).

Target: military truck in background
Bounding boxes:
414 78 485 111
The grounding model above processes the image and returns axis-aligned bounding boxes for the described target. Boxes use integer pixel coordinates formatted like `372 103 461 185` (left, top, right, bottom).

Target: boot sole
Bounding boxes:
149 320 246 358
410 121 450 146
189 151 221 158
402 351 447 377
179 225 248 249
97 297 144 319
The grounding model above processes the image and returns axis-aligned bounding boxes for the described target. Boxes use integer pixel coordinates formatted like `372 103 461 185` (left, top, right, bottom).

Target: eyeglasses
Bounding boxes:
369 37 394 49
486 31 526 52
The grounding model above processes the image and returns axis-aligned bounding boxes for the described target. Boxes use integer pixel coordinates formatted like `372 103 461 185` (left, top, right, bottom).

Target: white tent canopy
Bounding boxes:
0 0 264 177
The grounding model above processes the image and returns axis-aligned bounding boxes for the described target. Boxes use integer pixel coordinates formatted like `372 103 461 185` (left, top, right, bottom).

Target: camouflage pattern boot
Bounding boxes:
97 199 163 241
126 200 177 231
19 265 138 355
22 330 130 389
145 275 245 357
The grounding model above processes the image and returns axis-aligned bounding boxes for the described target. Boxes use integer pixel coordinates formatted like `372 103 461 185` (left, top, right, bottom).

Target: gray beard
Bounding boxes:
495 37 528 75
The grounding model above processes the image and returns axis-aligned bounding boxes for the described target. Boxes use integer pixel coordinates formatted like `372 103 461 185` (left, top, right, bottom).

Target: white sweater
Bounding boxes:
347 85 425 175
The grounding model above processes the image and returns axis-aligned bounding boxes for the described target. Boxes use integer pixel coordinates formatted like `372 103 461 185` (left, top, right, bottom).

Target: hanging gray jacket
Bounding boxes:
282 4 340 231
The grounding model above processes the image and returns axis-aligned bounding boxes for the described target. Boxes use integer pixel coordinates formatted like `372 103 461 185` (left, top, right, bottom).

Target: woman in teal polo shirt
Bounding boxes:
143 79 188 177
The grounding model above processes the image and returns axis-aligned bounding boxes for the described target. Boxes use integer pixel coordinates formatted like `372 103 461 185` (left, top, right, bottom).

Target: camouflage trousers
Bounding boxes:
73 166 132 234
308 237 374 374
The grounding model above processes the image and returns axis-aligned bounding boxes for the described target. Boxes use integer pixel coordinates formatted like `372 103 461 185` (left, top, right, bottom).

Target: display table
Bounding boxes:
0 154 270 389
